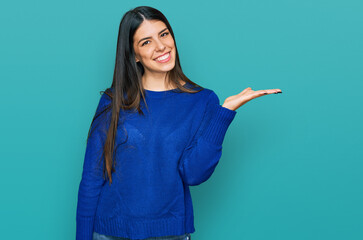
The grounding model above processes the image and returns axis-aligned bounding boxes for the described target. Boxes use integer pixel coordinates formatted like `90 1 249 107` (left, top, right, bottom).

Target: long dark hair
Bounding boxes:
86 6 204 185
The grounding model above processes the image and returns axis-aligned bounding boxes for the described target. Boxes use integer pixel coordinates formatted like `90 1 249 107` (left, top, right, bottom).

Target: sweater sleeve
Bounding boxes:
178 91 237 186
76 91 112 240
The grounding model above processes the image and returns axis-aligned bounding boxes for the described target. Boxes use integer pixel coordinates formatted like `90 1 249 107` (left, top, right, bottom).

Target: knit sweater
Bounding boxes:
76 82 237 240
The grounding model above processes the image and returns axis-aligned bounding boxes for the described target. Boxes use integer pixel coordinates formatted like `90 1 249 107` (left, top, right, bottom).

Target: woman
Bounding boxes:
76 5 282 240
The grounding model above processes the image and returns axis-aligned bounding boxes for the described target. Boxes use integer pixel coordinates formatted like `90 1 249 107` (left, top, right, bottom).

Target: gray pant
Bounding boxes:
92 232 191 240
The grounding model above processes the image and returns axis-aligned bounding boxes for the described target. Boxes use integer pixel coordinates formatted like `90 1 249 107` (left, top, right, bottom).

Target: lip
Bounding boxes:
154 51 171 60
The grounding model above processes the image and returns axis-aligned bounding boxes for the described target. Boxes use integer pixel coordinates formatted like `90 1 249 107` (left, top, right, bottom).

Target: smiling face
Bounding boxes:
133 20 176 76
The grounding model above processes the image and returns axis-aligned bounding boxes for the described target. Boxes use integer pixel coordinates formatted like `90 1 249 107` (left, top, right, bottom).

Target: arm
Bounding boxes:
76 91 112 240
178 91 237 186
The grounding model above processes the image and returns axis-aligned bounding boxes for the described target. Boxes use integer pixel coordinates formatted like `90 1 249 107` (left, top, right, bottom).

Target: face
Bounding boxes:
133 20 176 75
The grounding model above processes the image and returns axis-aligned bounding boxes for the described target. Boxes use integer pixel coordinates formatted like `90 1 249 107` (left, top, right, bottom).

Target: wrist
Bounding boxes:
221 104 235 111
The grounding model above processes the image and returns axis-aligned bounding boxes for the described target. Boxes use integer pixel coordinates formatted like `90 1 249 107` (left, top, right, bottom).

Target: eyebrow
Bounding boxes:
138 27 169 45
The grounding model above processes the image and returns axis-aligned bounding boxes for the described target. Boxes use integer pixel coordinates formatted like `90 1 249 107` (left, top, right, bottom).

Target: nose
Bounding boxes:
155 39 166 51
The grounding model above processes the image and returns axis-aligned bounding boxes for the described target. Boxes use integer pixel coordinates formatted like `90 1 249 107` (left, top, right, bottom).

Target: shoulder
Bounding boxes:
95 87 113 115
181 84 222 114
205 89 220 104
194 85 220 105
184 82 219 103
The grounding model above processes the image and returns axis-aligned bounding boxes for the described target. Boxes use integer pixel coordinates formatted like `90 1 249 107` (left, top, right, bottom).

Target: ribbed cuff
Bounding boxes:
76 215 94 240
200 104 237 146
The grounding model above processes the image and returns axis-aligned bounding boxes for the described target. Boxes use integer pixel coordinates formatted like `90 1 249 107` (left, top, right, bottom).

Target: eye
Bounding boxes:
141 32 169 46
161 32 169 37
141 40 150 46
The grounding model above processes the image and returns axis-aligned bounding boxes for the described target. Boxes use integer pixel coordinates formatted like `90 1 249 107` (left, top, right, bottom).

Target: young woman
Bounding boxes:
76 6 282 240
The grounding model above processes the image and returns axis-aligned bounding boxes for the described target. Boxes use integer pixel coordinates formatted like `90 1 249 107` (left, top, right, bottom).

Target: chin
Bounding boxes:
154 60 175 72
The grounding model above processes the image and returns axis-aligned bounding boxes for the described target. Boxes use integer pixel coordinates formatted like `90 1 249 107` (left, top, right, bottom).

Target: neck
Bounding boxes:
142 71 174 91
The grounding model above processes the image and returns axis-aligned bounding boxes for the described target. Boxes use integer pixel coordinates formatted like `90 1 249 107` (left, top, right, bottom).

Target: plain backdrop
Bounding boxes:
0 0 362 239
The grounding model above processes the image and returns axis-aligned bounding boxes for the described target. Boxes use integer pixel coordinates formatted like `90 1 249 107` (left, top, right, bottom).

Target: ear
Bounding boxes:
135 57 139 63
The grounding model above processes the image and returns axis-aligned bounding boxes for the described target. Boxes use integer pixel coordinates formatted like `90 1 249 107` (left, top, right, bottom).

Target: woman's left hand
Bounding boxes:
222 87 282 111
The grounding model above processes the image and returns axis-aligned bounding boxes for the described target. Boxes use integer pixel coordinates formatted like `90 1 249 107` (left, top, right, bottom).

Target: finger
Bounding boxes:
258 89 282 95
238 87 252 95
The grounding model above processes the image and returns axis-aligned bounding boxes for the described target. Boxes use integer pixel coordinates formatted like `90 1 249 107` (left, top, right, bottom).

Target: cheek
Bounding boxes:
134 48 151 64
168 38 175 48
141 49 155 60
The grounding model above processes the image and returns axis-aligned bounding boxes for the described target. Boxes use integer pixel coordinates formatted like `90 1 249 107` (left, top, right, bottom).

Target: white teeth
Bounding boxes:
156 53 169 61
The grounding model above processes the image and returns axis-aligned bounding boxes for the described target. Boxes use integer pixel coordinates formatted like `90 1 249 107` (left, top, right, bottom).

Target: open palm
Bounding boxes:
222 87 282 111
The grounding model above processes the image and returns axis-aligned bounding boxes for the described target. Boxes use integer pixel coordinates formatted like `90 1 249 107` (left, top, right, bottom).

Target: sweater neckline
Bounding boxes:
144 82 188 98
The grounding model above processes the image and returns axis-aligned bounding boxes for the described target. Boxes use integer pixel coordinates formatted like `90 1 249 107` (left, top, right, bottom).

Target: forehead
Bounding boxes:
133 20 168 40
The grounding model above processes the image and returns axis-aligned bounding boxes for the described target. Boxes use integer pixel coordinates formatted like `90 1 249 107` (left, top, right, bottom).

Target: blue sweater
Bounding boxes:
76 83 237 240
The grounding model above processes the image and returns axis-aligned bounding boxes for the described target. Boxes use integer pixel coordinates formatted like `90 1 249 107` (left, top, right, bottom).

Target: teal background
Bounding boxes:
0 0 362 239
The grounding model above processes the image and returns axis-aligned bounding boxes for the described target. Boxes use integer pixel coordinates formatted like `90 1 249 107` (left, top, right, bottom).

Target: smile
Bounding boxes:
155 52 171 63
